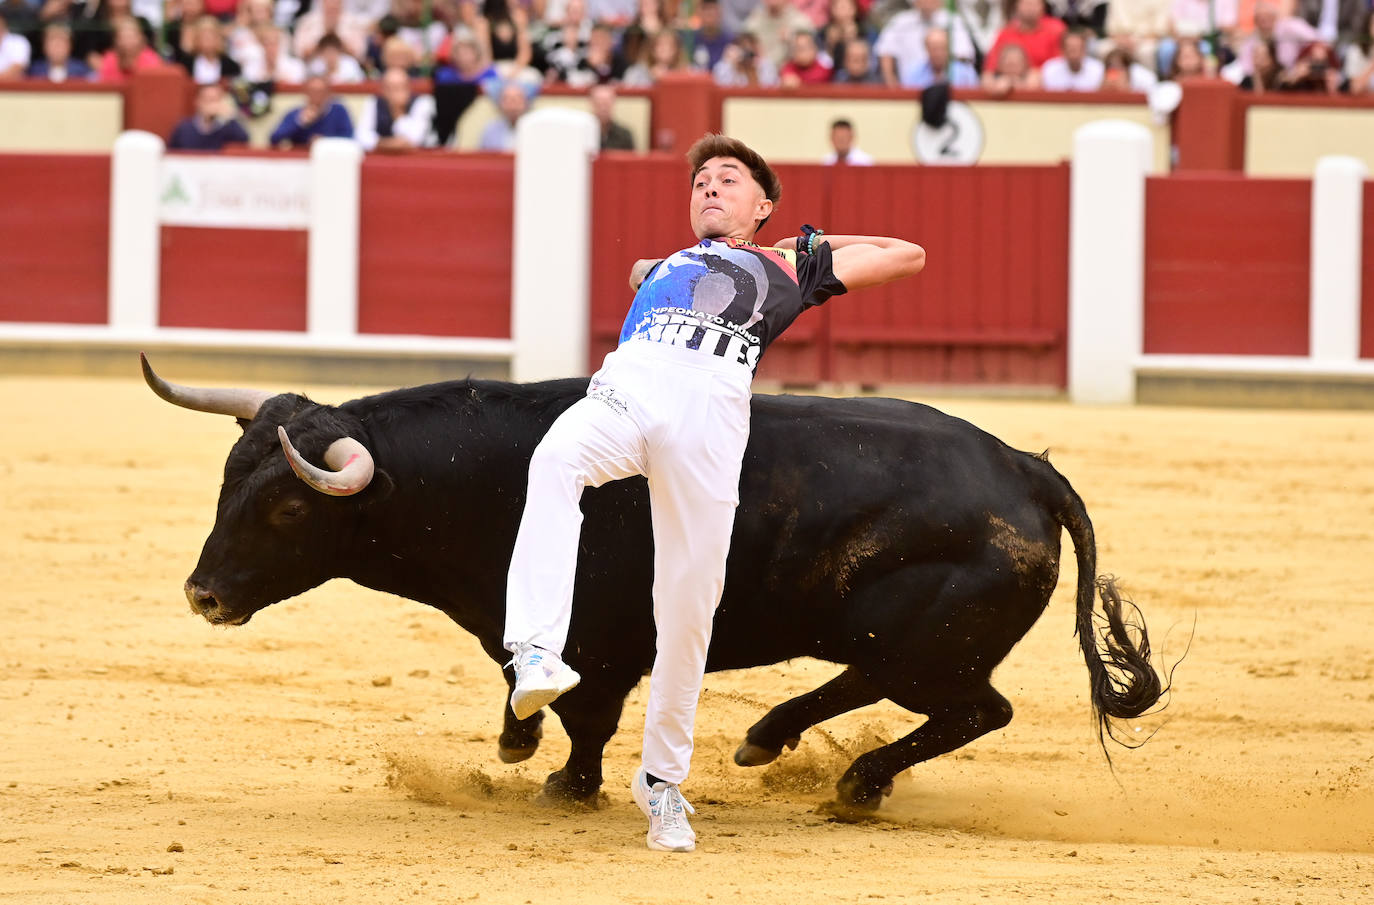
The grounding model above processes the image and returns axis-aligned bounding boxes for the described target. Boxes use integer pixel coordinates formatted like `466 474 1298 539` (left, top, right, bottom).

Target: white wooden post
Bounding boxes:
1068 120 1154 404
108 130 164 332
308 137 363 338
510 108 599 382
1309 155 1367 363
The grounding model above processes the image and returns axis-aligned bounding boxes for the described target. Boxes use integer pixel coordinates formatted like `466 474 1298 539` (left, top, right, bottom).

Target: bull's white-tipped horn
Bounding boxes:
141 353 275 421
277 426 375 497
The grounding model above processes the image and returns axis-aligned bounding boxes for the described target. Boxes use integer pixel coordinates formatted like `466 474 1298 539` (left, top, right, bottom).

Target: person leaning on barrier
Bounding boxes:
356 66 437 152
269 74 355 148
169 81 251 151
27 23 95 81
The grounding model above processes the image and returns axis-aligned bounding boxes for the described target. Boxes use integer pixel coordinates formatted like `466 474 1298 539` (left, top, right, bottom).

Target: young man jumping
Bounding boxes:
504 133 925 852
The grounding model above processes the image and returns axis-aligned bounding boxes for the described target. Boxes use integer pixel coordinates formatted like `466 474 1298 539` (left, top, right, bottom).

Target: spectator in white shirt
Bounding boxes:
308 31 366 83
875 0 975 86
240 25 307 83
822 118 875 165
0 9 32 79
1041 27 1104 90
357 66 436 151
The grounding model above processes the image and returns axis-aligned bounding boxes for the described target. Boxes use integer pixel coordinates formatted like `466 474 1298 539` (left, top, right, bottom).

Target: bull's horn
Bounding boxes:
277 426 375 497
141 353 274 421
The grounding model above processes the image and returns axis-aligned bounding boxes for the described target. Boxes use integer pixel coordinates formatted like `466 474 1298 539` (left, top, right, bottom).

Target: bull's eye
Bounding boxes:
270 498 310 527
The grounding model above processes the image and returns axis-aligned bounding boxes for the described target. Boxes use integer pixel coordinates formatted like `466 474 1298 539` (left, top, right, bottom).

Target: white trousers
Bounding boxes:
504 339 753 784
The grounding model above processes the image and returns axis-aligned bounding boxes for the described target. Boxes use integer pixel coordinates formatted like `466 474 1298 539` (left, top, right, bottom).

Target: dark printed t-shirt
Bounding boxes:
617 238 848 372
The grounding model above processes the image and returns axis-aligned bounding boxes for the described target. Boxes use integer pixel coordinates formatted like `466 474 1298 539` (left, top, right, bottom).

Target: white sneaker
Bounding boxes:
631 767 697 853
507 643 580 720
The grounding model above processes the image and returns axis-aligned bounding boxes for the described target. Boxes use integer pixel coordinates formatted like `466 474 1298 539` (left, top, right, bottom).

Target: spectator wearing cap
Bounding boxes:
270 74 354 147
175 15 244 83
357 66 436 150
985 0 1065 74
779 30 832 85
689 0 734 71
29 23 96 80
97 14 162 81
741 0 815 69
822 119 874 165
831 35 880 82
169 82 251 149
875 0 976 87
589 82 634 150
0 10 30 79
902 26 978 87
1040 27 1103 90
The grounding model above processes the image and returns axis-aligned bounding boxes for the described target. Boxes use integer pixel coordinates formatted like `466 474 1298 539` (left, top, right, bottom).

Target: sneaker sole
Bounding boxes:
645 834 695 853
510 673 580 721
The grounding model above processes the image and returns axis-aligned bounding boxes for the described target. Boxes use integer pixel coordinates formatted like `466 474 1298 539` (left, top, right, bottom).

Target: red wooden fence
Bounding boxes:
0 154 109 324
358 153 514 339
1363 181 1374 360
1144 173 1311 356
590 156 1070 385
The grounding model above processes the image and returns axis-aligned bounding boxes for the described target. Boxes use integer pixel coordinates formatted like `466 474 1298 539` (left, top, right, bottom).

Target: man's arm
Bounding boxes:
819 234 926 292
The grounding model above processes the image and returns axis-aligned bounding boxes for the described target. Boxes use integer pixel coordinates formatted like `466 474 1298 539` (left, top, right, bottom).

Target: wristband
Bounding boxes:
797 224 824 255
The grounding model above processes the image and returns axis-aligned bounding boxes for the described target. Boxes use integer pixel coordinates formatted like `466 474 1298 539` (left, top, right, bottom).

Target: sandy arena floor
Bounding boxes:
2 373 1372 904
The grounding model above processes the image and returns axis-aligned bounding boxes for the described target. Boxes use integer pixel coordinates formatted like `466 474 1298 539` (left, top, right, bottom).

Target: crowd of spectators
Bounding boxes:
2 0 1373 152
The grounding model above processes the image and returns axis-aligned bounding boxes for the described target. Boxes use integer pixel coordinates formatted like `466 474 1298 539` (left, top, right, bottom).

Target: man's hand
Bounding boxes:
629 258 661 291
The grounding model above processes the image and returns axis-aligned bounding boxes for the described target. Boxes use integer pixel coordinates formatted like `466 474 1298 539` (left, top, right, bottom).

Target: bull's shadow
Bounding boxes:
143 355 1166 811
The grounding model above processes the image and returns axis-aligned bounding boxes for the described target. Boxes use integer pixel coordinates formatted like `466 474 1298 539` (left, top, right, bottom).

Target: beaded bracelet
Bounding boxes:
797 224 825 256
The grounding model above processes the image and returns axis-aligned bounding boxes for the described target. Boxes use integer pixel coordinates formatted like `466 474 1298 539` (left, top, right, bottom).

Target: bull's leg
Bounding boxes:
835 683 1012 810
479 638 546 763
539 681 632 805
734 667 883 767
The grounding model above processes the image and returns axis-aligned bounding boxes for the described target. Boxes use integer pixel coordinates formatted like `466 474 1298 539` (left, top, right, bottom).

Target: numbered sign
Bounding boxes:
911 101 985 166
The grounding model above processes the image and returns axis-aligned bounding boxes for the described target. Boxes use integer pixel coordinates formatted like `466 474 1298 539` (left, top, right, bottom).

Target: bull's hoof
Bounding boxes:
834 774 894 813
537 769 603 809
733 735 800 767
498 721 543 763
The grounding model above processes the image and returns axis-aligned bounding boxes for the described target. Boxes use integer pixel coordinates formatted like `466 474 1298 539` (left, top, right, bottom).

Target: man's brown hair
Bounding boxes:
686 133 781 229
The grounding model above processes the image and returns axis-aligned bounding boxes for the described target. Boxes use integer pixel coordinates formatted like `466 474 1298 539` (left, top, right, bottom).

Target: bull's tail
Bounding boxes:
1056 479 1168 753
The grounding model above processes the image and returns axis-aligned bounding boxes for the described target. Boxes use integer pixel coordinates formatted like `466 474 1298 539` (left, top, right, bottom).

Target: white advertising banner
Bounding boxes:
158 157 311 230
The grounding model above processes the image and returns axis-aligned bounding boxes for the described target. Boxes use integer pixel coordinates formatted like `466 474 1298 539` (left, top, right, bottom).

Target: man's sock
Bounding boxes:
646 772 667 787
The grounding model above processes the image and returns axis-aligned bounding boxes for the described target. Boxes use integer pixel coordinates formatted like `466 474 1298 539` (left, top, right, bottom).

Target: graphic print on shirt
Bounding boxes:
618 238 847 372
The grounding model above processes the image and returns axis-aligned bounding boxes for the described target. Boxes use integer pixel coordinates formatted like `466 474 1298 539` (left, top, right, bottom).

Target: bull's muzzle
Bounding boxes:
184 580 251 626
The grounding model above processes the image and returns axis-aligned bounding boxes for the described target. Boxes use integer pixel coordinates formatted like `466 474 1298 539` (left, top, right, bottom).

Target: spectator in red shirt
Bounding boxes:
780 30 833 84
97 15 163 82
985 0 1064 74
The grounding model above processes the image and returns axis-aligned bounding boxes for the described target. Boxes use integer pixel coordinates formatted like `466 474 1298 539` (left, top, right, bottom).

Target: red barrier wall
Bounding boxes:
591 156 1069 386
0 154 109 324
159 227 308 330
1363 181 1374 360
358 154 514 338
1144 174 1310 356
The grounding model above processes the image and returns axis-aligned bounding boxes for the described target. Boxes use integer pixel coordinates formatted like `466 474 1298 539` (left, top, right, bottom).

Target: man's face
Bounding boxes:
44 29 71 63
382 69 410 107
589 85 614 122
499 83 527 122
304 77 329 108
1015 0 1042 27
195 20 221 56
700 0 720 28
196 85 224 119
690 156 771 240
925 28 949 68
1063 33 1085 66
831 124 853 154
1255 3 1276 32
791 33 816 66
844 39 870 76
114 20 143 55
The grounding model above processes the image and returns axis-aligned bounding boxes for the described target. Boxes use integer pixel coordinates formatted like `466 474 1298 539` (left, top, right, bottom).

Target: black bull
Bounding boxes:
144 356 1164 810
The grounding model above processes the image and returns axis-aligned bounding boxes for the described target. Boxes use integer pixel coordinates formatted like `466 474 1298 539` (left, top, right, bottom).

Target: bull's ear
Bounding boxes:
359 469 395 505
